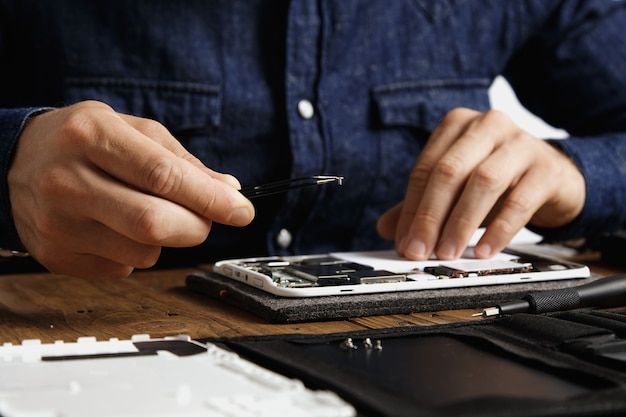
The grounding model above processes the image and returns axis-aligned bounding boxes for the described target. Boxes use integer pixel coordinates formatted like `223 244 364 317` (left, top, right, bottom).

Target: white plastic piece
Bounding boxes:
0 335 355 417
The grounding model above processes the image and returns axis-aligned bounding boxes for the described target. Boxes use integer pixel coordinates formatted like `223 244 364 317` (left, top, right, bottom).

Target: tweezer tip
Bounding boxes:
313 175 344 185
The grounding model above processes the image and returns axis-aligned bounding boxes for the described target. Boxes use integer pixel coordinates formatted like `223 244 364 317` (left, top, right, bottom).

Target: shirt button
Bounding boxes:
276 228 293 249
297 99 315 119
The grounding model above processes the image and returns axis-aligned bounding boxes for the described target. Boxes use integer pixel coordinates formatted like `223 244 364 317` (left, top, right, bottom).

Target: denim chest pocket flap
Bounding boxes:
372 78 492 132
63 77 221 132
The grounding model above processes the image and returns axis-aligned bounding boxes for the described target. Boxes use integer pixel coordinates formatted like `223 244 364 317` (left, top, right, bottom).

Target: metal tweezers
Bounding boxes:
240 175 344 199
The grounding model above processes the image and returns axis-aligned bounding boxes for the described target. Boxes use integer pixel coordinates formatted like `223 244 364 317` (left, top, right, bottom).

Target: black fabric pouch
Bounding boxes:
202 310 626 417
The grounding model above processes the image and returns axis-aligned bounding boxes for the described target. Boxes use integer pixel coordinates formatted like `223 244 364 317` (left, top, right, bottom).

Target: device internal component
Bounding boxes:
424 259 533 279
228 254 568 288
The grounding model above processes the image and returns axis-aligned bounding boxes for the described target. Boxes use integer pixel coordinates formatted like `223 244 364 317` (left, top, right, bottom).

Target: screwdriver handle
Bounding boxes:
523 274 626 314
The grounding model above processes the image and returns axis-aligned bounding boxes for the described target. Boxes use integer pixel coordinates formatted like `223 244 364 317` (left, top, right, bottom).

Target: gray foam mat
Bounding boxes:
185 269 601 323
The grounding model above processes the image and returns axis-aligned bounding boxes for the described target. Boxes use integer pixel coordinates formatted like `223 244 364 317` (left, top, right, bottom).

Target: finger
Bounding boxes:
68 107 253 226
57 219 163 269
434 131 533 259
92 185 214 247
45 165 215 247
473 140 585 258
397 109 491 259
119 114 242 189
473 166 549 258
117 112 248 199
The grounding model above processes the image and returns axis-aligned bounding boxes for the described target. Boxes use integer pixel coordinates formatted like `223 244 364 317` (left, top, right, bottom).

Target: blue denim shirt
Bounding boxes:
1 0 626 264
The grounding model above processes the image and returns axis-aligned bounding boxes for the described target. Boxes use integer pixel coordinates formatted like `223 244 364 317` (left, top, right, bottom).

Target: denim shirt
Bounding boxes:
1 0 626 263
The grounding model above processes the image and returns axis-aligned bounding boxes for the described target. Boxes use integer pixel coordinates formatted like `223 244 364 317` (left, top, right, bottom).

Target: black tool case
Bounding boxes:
203 310 626 417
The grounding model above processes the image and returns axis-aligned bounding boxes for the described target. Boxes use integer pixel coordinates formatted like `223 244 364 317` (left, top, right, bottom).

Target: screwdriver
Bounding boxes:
473 274 626 318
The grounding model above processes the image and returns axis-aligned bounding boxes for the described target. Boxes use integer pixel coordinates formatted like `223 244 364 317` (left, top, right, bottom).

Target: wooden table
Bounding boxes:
0 252 621 344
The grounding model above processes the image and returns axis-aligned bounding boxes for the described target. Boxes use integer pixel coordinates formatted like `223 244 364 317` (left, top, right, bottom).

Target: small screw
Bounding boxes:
340 337 357 351
363 338 373 349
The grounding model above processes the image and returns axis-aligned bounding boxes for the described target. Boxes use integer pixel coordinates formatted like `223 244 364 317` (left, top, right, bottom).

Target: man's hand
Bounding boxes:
8 101 255 279
377 108 586 260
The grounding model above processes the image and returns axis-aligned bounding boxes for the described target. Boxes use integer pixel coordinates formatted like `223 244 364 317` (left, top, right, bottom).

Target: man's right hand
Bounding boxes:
8 101 255 279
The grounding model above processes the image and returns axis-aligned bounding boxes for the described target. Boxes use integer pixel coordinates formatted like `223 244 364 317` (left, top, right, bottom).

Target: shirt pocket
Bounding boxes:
371 78 492 132
62 77 221 133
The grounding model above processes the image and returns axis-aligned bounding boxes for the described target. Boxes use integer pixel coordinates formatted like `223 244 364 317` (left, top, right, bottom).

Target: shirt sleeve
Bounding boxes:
0 107 51 251
504 0 626 246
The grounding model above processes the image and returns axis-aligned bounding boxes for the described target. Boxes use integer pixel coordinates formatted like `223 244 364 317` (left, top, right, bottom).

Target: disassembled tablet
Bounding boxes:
213 249 590 297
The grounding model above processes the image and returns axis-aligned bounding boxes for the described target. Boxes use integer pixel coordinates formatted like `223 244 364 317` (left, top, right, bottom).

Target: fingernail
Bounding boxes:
474 243 492 258
436 240 456 259
405 239 427 259
231 206 254 225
